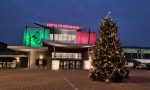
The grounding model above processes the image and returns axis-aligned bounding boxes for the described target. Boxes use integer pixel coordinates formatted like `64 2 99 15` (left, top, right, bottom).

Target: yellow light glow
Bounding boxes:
16 57 19 60
16 57 20 62
39 55 43 59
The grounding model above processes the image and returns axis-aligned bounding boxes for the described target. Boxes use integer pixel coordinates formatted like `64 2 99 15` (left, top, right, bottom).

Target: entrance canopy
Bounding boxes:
43 39 94 49
0 47 28 62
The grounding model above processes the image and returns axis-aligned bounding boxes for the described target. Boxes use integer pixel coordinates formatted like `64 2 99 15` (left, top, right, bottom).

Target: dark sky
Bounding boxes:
0 0 150 46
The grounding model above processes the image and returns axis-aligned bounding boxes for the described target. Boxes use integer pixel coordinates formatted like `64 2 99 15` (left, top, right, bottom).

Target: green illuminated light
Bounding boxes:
24 27 50 47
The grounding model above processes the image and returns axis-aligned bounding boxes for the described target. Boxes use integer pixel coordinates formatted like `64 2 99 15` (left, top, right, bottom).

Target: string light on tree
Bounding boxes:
89 12 129 82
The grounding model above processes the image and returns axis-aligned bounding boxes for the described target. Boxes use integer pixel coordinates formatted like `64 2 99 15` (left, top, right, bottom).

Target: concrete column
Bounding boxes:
29 51 37 69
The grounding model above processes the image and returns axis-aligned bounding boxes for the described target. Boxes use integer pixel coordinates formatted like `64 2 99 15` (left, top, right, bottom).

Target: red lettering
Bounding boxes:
47 23 80 29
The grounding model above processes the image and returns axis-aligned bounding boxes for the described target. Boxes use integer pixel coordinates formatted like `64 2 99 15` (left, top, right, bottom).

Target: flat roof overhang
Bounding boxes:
0 48 28 58
0 55 27 57
43 40 94 49
8 46 48 52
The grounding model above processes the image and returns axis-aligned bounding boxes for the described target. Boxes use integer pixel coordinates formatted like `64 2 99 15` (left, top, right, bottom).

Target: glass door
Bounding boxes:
59 60 83 69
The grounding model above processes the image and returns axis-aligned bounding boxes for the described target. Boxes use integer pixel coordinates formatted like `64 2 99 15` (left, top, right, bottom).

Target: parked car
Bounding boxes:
125 62 133 68
136 63 147 69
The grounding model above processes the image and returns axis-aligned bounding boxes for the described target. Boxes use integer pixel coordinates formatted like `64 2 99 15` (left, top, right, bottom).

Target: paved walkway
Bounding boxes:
0 69 150 90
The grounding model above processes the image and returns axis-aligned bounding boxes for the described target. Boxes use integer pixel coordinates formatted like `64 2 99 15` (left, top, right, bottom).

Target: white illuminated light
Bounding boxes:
39 55 43 59
16 57 20 62
84 61 91 70
52 60 60 70
89 56 92 61
84 56 93 70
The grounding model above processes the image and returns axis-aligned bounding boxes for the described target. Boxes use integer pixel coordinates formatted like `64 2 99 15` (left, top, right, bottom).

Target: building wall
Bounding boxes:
29 51 51 69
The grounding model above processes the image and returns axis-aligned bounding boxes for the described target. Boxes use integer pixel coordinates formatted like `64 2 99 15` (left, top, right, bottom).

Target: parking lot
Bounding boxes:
0 69 150 90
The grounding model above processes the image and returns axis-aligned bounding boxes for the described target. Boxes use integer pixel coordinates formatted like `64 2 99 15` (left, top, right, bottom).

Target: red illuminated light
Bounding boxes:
47 23 80 29
76 31 96 44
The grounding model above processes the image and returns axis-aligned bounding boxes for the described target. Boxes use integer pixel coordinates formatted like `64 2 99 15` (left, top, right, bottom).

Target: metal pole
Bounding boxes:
53 26 55 42
25 26 28 46
54 46 56 60
137 50 139 59
53 25 56 60
141 50 144 59
44 27 45 39
88 28 90 44
28 51 31 70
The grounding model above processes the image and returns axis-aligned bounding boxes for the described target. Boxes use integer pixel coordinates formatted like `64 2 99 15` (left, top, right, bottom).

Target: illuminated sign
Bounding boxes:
24 28 50 47
47 23 80 29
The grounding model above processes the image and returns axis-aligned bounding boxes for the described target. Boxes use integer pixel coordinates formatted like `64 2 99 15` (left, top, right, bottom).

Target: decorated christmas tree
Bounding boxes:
89 12 129 82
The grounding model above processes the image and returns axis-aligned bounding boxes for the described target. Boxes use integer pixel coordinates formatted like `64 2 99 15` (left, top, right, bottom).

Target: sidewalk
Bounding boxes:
0 69 150 90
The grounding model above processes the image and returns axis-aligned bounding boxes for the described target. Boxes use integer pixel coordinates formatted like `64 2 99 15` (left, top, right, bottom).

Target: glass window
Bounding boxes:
73 53 78 59
72 53 75 59
63 34 68 42
56 53 61 58
71 35 76 43
50 34 53 40
67 35 71 43
62 53 67 58
68 53 73 58
52 52 82 59
55 34 59 41
50 33 76 44
52 52 54 59
39 60 43 65
59 34 63 41
78 53 82 59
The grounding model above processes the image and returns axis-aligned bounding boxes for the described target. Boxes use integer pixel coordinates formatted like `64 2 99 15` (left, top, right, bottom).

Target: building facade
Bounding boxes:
1 23 150 70
8 23 96 70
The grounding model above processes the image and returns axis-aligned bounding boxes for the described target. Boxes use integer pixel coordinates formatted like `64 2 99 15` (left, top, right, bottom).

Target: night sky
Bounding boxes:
0 0 150 47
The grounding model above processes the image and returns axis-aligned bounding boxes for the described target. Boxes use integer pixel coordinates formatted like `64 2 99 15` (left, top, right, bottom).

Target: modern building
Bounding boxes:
6 23 96 70
1 23 150 70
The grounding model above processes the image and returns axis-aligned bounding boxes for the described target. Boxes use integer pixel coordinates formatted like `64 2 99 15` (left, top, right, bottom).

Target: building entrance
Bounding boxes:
59 60 83 69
